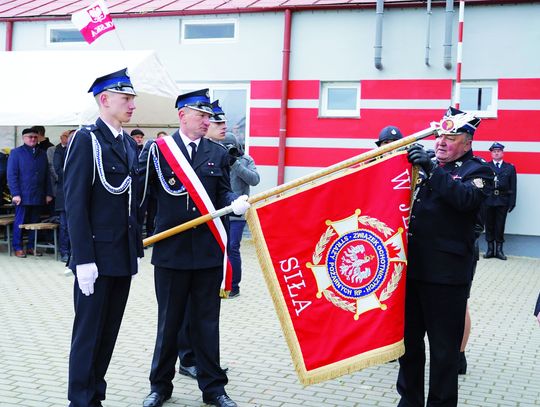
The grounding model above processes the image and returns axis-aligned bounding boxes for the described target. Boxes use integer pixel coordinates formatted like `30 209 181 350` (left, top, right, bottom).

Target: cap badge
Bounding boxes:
168 177 176 186
441 119 455 132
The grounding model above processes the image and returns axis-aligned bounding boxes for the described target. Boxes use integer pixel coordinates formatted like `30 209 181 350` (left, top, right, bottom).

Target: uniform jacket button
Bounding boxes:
192 207 196 212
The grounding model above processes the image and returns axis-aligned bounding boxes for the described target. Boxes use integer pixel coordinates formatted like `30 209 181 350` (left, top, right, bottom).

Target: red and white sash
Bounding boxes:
156 136 232 295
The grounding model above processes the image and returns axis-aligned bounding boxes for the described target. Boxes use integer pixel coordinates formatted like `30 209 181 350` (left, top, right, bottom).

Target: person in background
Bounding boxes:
483 142 517 260
222 131 259 298
534 292 540 327
375 125 403 147
32 125 54 151
131 128 145 154
54 129 75 263
7 128 53 258
156 131 167 139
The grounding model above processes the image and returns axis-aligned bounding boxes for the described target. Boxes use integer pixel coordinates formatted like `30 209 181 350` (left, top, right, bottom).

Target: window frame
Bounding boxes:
46 24 86 46
319 81 361 118
180 18 238 44
455 80 498 119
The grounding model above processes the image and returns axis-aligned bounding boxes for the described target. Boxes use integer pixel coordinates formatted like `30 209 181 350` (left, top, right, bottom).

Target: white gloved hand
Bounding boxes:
133 257 142 279
76 262 99 296
231 195 250 216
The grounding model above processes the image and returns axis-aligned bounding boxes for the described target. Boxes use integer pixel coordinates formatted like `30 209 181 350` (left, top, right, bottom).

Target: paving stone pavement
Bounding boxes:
0 241 539 407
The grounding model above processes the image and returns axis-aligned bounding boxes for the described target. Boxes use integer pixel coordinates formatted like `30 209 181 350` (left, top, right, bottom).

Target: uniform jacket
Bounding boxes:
53 144 67 211
485 161 517 208
64 118 143 277
407 150 494 285
7 144 52 205
139 131 236 270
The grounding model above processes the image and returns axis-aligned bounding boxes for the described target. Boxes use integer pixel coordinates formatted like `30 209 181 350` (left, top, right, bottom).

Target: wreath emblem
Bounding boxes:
307 209 406 320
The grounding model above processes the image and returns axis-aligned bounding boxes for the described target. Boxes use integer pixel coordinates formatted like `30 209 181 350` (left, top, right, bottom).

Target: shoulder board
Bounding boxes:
207 138 227 151
472 156 487 164
84 124 98 132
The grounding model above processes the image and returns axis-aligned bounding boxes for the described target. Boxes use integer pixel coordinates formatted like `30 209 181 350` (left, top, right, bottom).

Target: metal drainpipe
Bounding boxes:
5 20 13 51
374 0 384 70
443 0 454 69
277 9 292 186
425 0 432 66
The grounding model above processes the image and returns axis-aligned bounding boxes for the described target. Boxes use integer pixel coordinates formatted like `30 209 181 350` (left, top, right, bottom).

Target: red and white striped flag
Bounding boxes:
71 0 116 44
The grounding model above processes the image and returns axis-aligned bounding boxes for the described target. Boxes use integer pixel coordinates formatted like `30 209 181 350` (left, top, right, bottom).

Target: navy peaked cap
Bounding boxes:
376 125 403 146
88 68 136 96
175 89 213 114
489 142 505 151
210 100 227 123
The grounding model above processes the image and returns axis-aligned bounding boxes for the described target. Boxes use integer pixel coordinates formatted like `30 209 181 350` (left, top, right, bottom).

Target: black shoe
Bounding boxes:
495 242 507 260
227 290 240 299
143 391 170 407
483 241 495 258
203 394 238 407
458 351 467 375
178 363 197 379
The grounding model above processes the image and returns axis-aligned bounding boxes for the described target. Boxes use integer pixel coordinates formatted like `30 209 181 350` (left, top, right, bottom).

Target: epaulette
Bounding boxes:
472 156 487 164
80 124 97 133
208 138 227 151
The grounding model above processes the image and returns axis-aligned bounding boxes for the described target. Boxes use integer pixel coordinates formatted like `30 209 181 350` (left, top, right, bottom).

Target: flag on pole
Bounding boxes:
246 151 414 385
71 0 116 44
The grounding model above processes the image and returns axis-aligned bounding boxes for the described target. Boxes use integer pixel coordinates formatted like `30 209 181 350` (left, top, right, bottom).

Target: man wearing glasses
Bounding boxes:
7 127 53 258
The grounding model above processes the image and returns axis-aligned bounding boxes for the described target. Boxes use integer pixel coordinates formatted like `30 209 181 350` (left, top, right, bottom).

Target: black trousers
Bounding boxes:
149 266 227 399
177 300 196 367
68 275 131 407
397 279 468 407
484 205 508 243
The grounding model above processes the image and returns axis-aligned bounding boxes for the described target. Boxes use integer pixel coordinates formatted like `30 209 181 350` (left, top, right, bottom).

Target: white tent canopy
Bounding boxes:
0 50 180 127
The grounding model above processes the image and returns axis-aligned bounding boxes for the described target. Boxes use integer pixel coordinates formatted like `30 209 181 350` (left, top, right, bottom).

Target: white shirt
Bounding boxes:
179 130 200 157
102 119 124 139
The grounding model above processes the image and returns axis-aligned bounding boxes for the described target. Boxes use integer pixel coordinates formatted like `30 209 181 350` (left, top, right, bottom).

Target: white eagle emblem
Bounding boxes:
87 5 106 23
339 244 373 284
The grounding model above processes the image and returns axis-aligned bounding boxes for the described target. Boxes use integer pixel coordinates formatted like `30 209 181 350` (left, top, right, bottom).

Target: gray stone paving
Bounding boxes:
0 240 539 406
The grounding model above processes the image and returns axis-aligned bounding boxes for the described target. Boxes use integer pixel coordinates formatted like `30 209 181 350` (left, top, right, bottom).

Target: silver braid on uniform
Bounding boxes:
149 142 187 197
91 132 132 216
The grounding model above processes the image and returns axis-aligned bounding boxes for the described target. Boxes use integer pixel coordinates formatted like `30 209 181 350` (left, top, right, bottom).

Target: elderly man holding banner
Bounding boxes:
398 107 494 407
139 89 249 407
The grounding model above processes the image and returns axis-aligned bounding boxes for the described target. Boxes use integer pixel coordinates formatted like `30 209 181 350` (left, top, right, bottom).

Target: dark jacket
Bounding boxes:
7 144 52 205
535 292 540 317
407 150 494 285
485 161 517 209
64 118 143 277
53 144 67 211
138 131 236 270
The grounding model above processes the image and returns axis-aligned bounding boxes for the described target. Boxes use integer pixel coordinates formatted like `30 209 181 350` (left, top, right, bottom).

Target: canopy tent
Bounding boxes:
0 50 180 127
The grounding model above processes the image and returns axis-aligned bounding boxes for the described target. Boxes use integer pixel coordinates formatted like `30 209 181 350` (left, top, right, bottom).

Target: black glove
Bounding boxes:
408 144 435 174
228 154 237 167
508 205 515 213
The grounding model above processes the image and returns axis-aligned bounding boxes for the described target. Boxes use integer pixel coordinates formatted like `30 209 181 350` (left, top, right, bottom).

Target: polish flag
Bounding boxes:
71 0 116 44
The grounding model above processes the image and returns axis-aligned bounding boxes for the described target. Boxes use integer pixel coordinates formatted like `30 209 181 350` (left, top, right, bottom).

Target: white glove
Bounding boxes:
231 195 250 216
133 257 142 279
76 262 99 296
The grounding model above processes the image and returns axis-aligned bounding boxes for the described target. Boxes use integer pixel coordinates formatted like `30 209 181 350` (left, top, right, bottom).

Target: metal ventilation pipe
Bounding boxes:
443 0 454 69
425 0 432 66
374 0 384 70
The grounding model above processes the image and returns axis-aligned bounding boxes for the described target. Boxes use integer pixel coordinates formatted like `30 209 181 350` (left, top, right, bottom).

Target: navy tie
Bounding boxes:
189 142 197 164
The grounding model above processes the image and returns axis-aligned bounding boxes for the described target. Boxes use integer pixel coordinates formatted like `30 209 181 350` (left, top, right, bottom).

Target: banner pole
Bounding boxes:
143 125 437 247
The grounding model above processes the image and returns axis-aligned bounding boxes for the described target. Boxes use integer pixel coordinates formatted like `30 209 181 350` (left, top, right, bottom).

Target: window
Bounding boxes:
180 19 237 43
320 82 360 118
47 26 85 44
456 81 498 118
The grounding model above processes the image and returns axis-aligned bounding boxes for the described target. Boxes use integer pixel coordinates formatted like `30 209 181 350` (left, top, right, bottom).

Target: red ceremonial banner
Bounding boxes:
247 151 414 385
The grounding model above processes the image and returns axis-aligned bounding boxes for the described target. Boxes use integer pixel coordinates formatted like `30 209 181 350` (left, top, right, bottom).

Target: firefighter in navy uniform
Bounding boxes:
64 68 143 407
483 142 517 260
397 107 494 407
139 89 249 407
